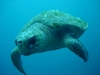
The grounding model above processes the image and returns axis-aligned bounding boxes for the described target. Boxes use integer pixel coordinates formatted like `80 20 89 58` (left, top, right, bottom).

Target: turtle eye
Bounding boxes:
28 36 36 45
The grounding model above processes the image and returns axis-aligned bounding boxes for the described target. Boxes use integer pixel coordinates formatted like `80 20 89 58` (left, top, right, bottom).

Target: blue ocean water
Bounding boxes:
0 0 100 75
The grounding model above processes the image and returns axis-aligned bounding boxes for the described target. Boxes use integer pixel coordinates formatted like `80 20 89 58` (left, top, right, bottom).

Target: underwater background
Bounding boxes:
0 0 100 75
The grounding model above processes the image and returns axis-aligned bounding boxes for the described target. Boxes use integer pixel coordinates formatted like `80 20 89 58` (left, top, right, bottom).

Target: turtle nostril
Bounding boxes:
15 39 23 46
18 41 22 44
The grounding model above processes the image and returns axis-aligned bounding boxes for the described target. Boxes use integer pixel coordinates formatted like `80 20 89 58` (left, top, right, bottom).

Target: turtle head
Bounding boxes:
15 23 49 55
11 23 52 75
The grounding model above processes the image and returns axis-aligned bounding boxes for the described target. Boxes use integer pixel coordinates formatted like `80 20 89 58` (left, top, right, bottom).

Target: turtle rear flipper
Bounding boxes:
63 35 89 62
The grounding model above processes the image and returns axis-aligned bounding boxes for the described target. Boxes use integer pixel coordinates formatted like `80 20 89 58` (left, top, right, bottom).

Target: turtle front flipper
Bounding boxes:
63 35 89 62
11 47 27 75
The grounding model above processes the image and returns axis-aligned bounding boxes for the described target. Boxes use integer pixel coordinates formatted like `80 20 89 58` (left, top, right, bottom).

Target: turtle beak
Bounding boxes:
11 47 27 75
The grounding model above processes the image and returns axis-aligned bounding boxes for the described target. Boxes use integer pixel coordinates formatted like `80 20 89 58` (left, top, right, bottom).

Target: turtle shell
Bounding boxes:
20 10 88 38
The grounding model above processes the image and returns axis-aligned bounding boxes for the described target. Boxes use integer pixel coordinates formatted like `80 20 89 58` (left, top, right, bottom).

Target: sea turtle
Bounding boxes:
11 10 88 75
